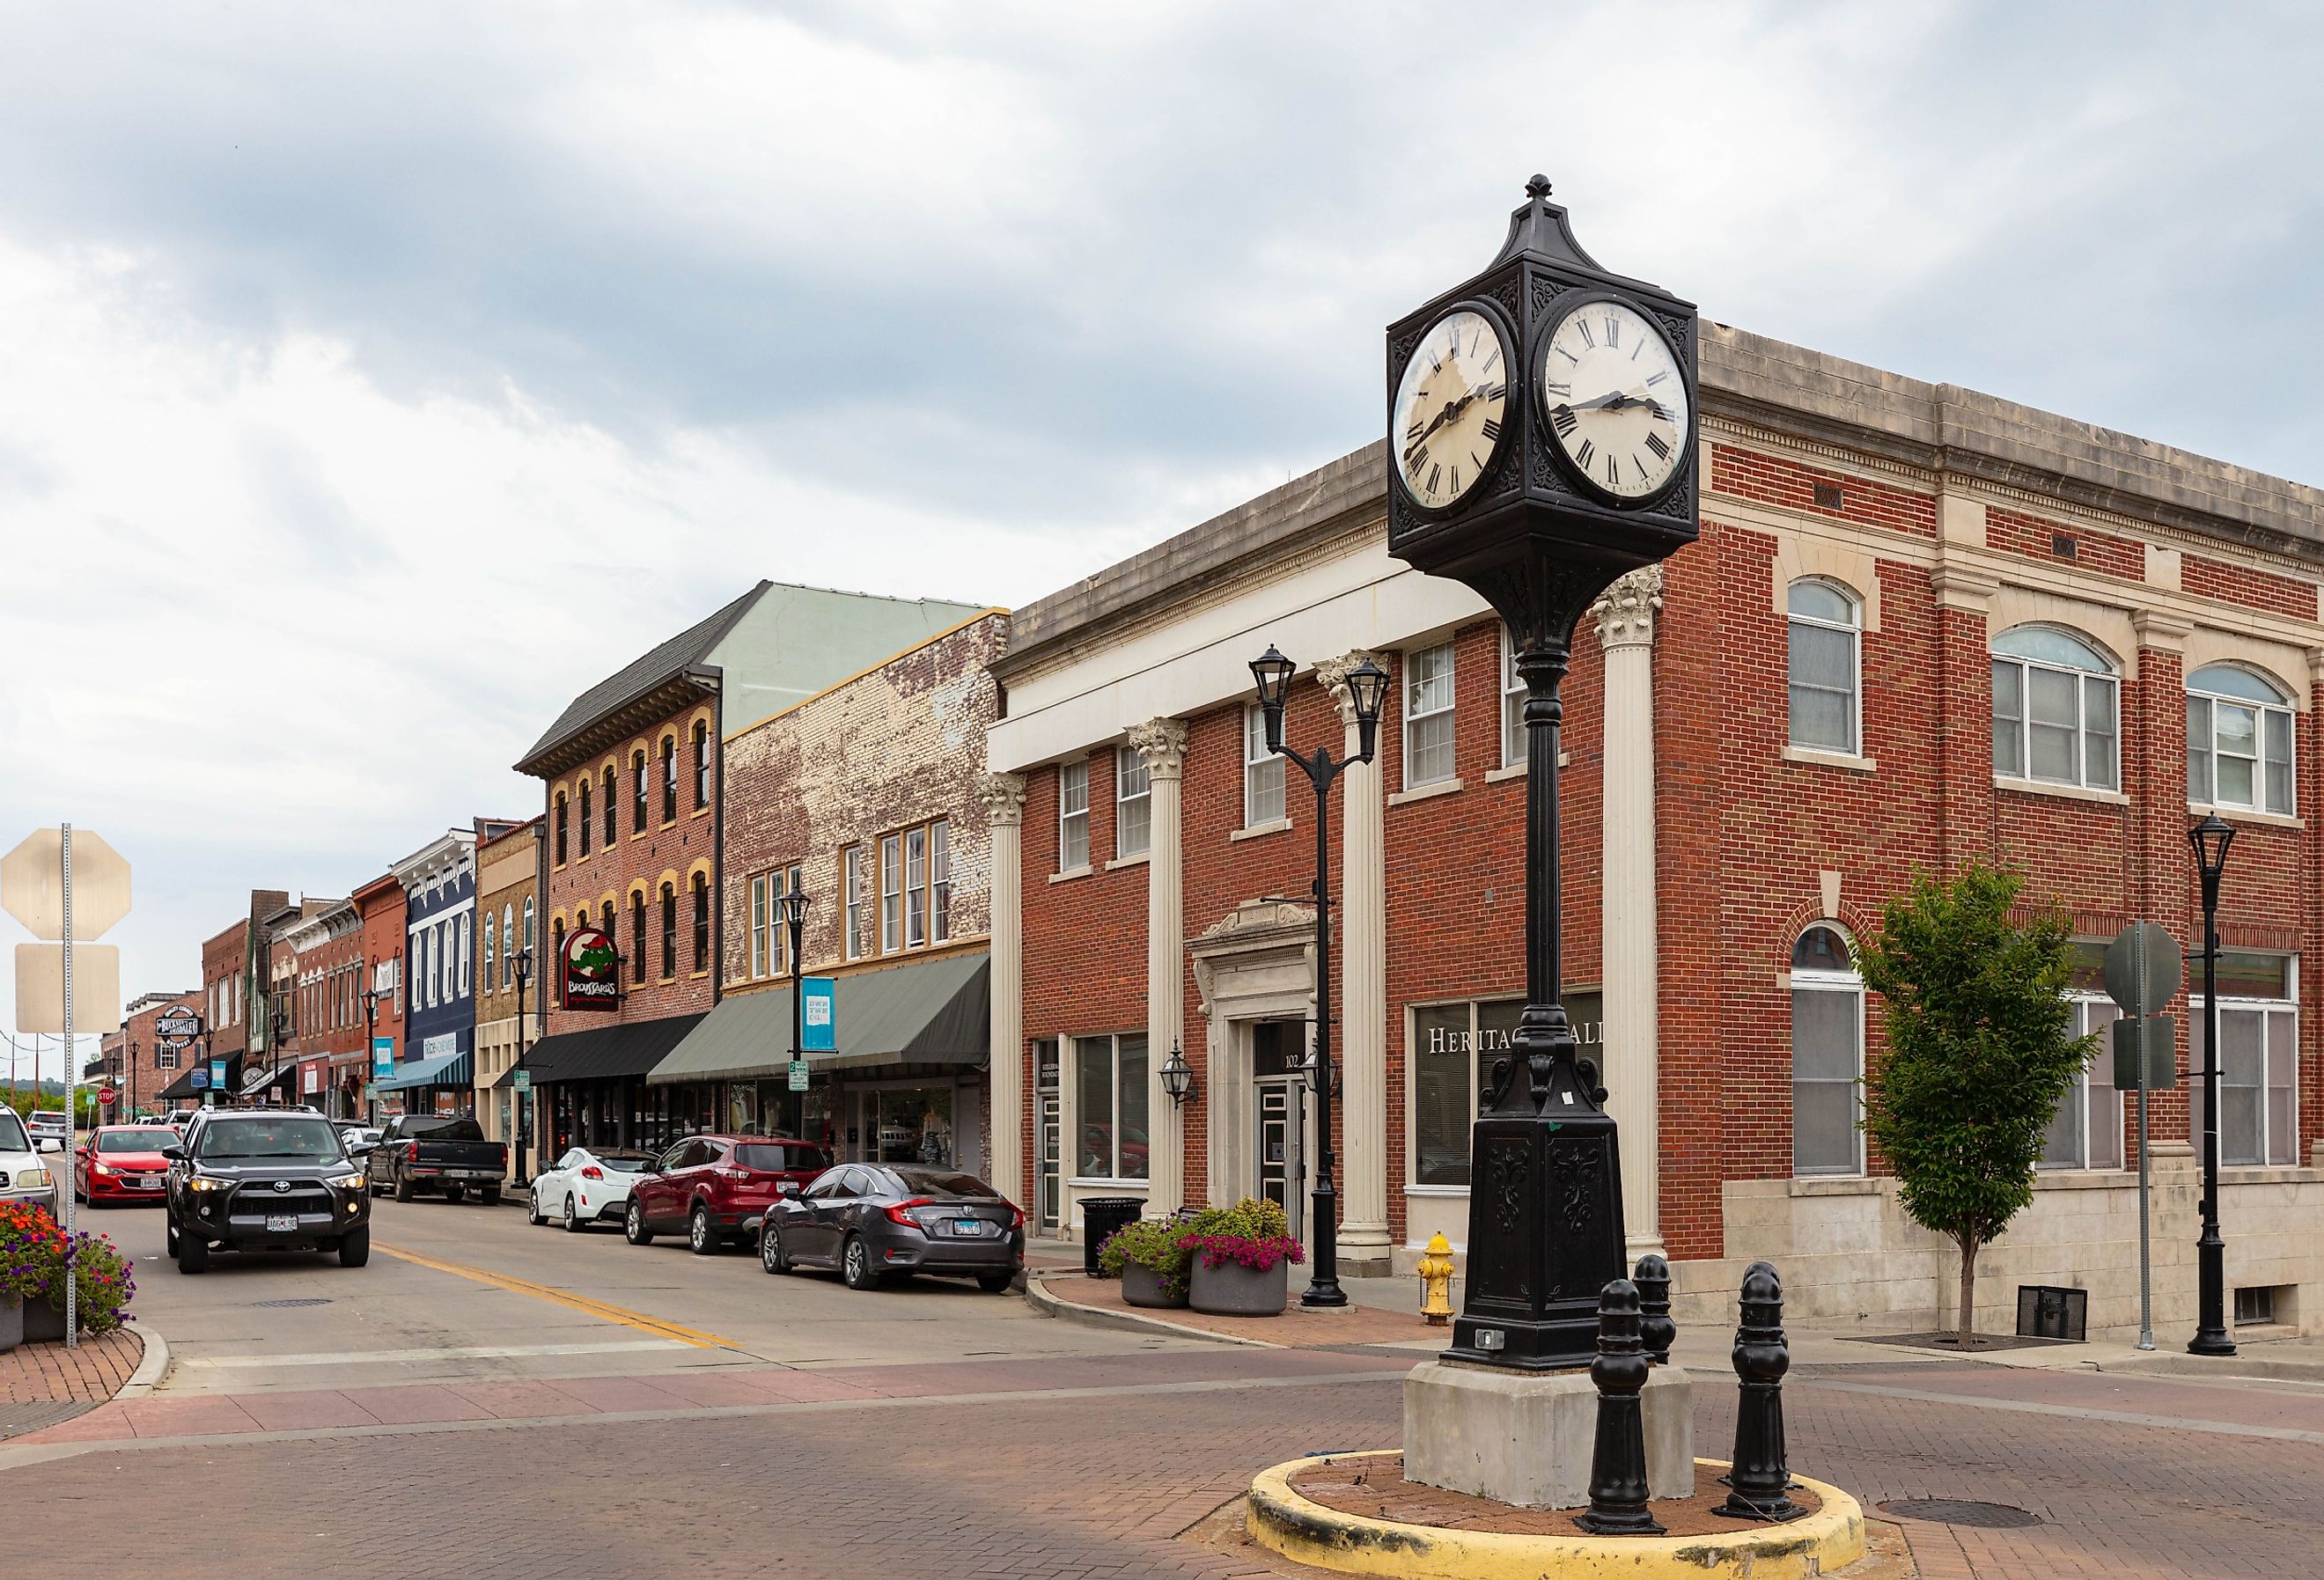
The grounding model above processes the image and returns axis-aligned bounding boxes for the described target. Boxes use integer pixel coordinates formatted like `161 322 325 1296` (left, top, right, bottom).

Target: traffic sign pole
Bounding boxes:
61 826 77 1349
2105 921 2183 1355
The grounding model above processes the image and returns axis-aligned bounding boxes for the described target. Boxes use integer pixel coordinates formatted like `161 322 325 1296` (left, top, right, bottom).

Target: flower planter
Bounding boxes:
0 1296 21 1354
1190 1255 1290 1316
1122 1262 1188 1309
23 1298 65 1343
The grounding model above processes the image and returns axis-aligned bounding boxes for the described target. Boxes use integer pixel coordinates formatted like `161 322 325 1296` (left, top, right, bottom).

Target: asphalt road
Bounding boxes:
88 1191 1201 1396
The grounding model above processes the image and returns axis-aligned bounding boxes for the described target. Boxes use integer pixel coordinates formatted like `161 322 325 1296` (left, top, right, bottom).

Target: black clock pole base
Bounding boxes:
1444 1303 1601 1371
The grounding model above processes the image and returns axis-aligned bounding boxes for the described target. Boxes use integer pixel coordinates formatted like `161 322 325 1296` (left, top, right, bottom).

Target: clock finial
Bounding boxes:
1526 174 1552 201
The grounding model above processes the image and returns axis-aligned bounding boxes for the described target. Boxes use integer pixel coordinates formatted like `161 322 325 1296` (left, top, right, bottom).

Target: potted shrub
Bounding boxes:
1183 1197 1305 1317
31 1231 136 1340
1099 1216 1192 1308
0 1202 61 1353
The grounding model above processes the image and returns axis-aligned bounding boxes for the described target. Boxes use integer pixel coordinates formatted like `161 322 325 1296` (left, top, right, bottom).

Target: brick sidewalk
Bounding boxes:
1034 1273 1439 1349
1 1326 146 1441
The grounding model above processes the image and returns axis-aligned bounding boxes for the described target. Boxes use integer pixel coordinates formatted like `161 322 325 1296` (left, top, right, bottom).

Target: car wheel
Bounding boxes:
688 1205 718 1256
563 1194 585 1232
164 1212 180 1256
842 1233 881 1290
761 1224 790 1275
625 1199 653 1246
177 1231 210 1275
393 1172 416 1203
338 1226 371 1268
527 1188 546 1226
977 1272 1017 1294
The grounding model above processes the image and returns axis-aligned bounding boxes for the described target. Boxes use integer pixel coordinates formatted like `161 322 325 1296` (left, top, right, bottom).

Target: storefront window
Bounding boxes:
1074 1033 1149 1180
874 1088 956 1167
1409 998 1524 1187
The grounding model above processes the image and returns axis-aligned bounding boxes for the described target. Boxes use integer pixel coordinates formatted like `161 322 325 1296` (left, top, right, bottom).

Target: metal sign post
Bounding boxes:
2104 921 2183 1353
60 826 77 1348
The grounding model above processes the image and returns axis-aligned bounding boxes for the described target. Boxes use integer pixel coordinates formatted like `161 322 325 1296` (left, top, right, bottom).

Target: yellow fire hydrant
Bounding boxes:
1417 1232 1456 1326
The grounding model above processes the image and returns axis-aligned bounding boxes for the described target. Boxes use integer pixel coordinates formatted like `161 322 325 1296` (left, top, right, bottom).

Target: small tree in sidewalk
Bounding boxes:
1854 862 2092 1346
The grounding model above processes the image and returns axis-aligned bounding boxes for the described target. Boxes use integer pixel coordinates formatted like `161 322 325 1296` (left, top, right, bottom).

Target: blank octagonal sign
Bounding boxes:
2 827 132 941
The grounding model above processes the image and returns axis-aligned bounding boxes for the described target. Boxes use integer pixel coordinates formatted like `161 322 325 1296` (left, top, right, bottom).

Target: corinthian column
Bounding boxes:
977 772 1028 1204
1592 566 1664 1258
1129 718 1189 1214
1318 652 1391 1270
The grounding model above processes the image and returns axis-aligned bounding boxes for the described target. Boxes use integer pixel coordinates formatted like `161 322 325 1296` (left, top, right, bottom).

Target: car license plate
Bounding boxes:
267 1214 298 1232
133 1178 160 1189
952 1218 989 1236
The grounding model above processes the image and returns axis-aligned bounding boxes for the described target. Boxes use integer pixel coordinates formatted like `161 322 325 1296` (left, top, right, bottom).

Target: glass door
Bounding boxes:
1038 1092 1061 1229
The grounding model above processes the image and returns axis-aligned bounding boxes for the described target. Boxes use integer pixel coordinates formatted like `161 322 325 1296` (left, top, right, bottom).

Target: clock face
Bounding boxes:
1392 309 1510 510
1538 299 1690 502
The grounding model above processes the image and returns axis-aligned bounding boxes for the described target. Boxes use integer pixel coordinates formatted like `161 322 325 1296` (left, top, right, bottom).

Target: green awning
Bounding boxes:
648 952 988 1085
375 1049 473 1092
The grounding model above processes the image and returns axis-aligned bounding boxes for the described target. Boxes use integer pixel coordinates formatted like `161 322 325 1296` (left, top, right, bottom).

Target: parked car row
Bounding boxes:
525 1132 1027 1294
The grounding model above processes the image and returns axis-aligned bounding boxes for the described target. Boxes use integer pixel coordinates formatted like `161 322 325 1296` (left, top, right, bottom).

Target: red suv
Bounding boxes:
624 1135 831 1255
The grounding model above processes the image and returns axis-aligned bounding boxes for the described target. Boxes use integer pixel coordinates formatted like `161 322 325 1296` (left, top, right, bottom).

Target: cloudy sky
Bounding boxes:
4 2 2321 1082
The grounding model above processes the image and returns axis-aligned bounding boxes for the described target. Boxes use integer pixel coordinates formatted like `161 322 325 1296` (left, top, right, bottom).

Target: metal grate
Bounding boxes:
251 1297 333 1308
1880 1499 2043 1529
1812 481 1844 510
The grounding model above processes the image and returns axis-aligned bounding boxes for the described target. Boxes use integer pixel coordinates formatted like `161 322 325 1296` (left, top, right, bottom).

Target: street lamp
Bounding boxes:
2188 812 2236 1357
511 946 534 1187
779 891 812 1141
1247 646 1388 1308
1158 1041 1196 1107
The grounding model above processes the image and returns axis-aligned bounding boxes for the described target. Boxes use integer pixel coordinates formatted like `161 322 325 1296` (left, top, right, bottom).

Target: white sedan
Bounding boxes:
528 1147 654 1231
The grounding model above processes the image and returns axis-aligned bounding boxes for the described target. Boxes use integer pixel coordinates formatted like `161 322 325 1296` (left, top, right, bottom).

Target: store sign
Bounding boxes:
423 1033 457 1060
189 1067 209 1091
801 977 836 1052
303 1062 322 1095
562 925 621 1010
155 1006 200 1047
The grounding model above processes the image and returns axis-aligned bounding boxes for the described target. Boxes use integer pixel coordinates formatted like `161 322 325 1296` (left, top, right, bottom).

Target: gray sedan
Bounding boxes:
760 1163 1024 1293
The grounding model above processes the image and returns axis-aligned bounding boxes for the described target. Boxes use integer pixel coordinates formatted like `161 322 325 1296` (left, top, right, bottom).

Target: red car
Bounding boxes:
74 1124 182 1205
624 1134 831 1255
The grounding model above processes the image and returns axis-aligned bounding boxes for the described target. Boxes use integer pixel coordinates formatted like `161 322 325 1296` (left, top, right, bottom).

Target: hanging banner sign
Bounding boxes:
562 925 621 1010
372 1037 395 1079
801 977 836 1052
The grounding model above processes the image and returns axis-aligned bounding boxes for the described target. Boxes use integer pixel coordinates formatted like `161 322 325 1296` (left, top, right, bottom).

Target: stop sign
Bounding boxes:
3 828 132 941
99 1087 118 1106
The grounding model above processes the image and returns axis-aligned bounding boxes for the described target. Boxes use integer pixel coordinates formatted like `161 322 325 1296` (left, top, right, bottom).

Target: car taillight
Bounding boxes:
722 1167 751 1182
1008 1204 1025 1231
884 1196 936 1228
580 1165 604 1180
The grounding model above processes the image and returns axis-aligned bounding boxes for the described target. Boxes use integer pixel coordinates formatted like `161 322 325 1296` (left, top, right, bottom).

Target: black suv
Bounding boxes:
164 1107 373 1273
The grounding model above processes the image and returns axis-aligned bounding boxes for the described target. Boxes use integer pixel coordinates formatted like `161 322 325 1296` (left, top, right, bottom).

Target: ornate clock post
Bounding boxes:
1387 177 1699 1371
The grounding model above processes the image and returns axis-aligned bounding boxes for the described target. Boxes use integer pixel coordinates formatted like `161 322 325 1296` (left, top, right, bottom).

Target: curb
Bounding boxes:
118 1324 171 1399
1023 1275 1279 1349
2100 1350 2324 1384
1247 1451 1866 1580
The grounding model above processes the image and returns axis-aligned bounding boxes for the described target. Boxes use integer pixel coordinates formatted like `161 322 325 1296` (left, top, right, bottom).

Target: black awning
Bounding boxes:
156 1069 206 1100
516 1012 706 1085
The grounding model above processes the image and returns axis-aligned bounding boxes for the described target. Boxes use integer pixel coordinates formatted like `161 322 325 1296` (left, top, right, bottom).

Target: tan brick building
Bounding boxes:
474 818 542 1177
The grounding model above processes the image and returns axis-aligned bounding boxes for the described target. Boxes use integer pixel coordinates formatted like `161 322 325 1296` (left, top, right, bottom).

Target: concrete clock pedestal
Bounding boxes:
1402 1359 1694 1509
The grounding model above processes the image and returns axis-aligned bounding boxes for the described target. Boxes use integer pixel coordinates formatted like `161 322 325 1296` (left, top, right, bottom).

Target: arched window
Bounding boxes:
1992 627 2118 791
1787 579 1861 754
483 913 496 990
659 882 678 979
522 896 534 959
1791 925 1863 1177
631 890 648 984
578 779 592 856
660 735 678 824
603 765 617 844
632 750 649 833
459 912 473 997
550 917 565 1006
693 721 711 810
502 904 515 986
602 900 616 948
692 871 710 973
555 790 569 865
2188 664 2294 816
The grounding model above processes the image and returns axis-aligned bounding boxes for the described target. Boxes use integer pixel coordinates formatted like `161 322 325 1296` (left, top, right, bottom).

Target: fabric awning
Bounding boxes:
156 1069 206 1101
648 952 988 1086
375 1048 473 1092
515 1012 705 1085
240 1061 298 1098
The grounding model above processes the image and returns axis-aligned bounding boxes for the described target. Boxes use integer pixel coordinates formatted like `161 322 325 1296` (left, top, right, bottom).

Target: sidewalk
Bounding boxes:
1 1326 150 1441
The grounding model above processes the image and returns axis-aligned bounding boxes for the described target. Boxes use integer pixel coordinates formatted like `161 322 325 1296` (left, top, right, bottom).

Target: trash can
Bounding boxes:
1081 1197 1144 1276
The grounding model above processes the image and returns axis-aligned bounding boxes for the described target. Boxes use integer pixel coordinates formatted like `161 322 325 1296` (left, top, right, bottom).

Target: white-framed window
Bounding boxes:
459 912 472 998
843 845 864 960
1072 1033 1150 1181
2042 962 2124 1170
1115 745 1151 857
1244 705 1285 827
2190 952 2300 1167
1410 997 1525 1187
773 864 801 974
2188 664 2295 817
930 819 951 944
483 914 496 991
749 871 770 980
1500 626 1526 769
1992 627 2119 790
521 897 534 960
880 834 904 952
158 1043 180 1071
1058 760 1091 871
906 826 929 948
1791 925 1864 1176
1787 579 1861 754
502 904 515 987
1403 642 1457 789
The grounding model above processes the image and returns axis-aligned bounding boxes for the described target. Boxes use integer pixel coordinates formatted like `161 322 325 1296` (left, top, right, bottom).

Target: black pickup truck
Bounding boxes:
365 1114 509 1204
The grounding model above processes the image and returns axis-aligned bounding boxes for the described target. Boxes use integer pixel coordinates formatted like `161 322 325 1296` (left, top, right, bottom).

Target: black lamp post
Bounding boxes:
511 946 534 1188
2188 812 2236 1357
780 890 812 1139
1248 644 1388 1308
359 979 382 1128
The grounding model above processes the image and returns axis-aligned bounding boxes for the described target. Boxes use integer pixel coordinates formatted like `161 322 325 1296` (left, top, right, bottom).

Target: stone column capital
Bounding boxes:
974 771 1027 826
1128 717 1189 780
1317 650 1389 727
1592 565 1664 650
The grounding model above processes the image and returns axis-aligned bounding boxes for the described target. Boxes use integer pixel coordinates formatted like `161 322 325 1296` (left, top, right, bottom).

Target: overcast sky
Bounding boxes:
5 2 2322 1084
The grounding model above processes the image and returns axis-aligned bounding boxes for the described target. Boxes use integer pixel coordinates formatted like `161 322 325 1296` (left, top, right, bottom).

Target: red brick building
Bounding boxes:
104 989 198 1120
988 326 2324 1342
352 872 408 1118
278 898 367 1117
171 889 288 1106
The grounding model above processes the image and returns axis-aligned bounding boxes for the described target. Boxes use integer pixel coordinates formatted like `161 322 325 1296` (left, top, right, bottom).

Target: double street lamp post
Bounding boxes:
1247 645 1389 1309
2188 812 2237 1358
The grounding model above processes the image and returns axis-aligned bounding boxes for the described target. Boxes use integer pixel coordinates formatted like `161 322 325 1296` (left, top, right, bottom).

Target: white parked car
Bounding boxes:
1 1106 60 1215
28 1110 71 1145
529 1146 654 1231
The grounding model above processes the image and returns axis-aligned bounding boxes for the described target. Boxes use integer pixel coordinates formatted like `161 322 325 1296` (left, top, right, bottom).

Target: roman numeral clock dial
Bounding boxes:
1538 299 1691 502
1392 308 1511 510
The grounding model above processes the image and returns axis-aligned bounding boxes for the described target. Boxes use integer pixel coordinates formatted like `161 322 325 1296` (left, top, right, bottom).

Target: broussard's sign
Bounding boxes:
562 925 621 1010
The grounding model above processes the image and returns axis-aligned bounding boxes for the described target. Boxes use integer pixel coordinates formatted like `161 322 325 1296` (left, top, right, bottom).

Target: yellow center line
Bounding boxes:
376 1242 738 1349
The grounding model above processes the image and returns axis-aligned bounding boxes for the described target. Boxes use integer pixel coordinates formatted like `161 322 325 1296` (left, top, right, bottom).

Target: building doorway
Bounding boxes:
1253 1018 1306 1239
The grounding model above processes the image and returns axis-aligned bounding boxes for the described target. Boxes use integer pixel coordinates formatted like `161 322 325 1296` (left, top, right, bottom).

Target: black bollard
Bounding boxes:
1716 1260 1802 1521
1634 1253 1674 1365
1578 1279 1665 1535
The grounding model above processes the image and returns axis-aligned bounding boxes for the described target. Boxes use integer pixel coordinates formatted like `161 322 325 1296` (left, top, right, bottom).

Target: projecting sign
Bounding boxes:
562 925 621 1010
189 1068 209 1091
210 1059 227 1089
156 1006 200 1047
801 977 836 1053
372 1036 395 1079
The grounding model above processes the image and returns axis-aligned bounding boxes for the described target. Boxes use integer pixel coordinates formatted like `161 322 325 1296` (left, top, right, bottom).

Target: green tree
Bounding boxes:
1854 863 2092 1345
